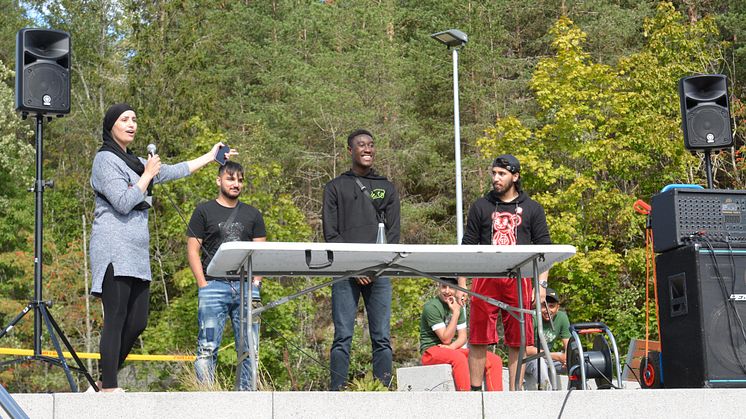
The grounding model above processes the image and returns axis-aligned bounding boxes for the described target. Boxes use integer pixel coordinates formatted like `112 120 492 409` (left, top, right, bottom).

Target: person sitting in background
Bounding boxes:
524 287 570 390
419 278 502 391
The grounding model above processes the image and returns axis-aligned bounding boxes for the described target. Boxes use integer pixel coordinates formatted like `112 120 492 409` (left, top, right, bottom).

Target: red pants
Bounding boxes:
469 277 534 347
421 346 503 391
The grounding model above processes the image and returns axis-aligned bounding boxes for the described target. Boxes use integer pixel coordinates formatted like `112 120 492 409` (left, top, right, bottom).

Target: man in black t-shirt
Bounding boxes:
187 161 267 391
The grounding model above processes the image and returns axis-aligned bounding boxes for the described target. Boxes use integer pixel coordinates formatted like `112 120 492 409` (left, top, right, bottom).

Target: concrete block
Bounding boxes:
273 391 483 419
53 391 272 419
482 388 746 419
10 393 54 419
396 364 454 391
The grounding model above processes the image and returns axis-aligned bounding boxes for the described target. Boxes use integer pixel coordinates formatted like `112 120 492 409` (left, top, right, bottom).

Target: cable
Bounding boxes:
702 239 746 374
723 240 746 350
425 379 454 391
261 320 347 383
626 361 644 388
556 387 573 419
162 193 213 258
587 358 621 389
703 239 746 367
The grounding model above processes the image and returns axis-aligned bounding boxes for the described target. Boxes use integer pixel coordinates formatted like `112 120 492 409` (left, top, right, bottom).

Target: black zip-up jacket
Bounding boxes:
461 189 551 246
323 170 401 244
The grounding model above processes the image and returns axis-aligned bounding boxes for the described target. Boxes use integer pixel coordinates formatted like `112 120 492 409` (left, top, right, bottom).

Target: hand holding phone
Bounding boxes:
214 144 231 165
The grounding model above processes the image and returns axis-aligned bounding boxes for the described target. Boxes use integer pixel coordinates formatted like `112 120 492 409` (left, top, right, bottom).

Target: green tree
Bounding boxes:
476 2 722 349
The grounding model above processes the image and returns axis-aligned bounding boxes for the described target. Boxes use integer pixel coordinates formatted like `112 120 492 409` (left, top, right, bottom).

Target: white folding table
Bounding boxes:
206 241 576 391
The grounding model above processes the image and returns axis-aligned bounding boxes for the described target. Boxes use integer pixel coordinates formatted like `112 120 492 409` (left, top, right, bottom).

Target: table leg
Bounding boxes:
247 258 257 391
533 257 557 390
515 268 524 391
236 258 258 391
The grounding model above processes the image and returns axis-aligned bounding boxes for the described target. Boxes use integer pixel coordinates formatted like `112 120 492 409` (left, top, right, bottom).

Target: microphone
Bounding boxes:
144 144 157 207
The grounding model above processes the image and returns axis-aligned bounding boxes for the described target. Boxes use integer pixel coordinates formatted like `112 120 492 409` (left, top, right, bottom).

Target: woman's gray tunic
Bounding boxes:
89 151 189 295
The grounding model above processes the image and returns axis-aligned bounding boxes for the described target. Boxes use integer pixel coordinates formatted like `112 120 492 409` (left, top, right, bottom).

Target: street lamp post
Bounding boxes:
431 29 468 244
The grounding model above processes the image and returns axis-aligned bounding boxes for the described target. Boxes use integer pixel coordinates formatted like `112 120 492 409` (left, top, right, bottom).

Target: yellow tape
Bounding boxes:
0 348 195 362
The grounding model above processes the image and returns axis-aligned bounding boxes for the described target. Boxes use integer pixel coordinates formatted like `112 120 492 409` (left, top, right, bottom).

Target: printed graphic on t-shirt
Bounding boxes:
370 188 385 200
544 328 557 343
219 221 244 242
491 207 523 245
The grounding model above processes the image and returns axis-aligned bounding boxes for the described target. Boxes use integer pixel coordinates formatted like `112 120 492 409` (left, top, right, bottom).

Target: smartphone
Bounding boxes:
214 144 230 165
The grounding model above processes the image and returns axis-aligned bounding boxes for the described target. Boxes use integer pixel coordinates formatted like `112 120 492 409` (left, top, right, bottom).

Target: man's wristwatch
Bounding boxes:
540 280 548 288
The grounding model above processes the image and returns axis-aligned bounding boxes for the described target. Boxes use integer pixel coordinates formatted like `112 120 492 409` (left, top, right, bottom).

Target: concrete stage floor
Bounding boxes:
9 388 746 419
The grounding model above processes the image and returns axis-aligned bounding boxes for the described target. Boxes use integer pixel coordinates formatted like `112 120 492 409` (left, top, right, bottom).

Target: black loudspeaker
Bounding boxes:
15 28 71 116
678 74 732 151
656 245 746 387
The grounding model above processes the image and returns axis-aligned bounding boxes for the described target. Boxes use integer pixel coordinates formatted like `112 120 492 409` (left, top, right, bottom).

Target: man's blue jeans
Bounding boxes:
195 280 260 391
330 276 392 390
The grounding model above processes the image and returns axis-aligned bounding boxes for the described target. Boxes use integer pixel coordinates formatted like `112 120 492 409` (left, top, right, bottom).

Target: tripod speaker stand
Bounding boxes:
0 114 96 392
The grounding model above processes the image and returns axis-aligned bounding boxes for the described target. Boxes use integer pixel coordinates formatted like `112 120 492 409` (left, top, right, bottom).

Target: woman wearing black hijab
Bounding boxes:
89 103 234 392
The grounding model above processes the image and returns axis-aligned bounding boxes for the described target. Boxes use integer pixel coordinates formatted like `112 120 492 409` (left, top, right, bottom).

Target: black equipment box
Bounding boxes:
651 188 746 253
656 245 746 388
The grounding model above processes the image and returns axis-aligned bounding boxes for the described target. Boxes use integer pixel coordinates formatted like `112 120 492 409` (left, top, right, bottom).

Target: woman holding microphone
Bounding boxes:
89 103 234 392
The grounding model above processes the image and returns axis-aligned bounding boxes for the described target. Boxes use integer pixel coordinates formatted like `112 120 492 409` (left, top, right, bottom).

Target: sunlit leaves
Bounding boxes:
476 2 721 346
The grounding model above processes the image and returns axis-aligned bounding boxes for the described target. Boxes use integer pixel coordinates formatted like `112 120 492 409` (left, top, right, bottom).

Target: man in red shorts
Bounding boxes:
459 154 551 391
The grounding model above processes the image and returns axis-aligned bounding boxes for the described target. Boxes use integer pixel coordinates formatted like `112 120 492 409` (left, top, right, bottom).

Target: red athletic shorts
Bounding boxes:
468 277 534 347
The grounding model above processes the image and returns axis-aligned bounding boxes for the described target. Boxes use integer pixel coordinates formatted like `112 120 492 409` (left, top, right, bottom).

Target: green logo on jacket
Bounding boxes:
370 189 385 200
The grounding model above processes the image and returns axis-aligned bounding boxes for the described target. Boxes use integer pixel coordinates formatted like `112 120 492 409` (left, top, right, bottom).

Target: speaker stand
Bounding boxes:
703 149 714 188
0 114 96 392
0 382 28 419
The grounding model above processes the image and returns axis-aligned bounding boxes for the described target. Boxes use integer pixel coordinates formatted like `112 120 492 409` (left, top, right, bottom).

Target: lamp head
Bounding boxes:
431 29 468 48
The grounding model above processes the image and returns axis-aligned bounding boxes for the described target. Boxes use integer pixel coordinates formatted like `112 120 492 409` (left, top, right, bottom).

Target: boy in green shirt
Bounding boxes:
419 278 503 391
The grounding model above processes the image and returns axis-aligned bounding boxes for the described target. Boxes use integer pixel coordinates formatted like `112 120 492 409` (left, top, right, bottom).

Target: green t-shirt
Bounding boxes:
419 297 467 353
534 310 571 352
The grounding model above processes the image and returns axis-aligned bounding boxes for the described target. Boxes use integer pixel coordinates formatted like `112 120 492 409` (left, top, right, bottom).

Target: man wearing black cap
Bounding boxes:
525 287 571 390
460 154 552 391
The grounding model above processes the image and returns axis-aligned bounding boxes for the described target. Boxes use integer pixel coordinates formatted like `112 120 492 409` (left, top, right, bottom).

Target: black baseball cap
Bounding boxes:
439 277 458 286
492 154 520 174
545 287 560 303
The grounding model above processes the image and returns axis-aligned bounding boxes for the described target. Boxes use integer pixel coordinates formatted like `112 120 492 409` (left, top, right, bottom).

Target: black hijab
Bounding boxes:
97 103 153 210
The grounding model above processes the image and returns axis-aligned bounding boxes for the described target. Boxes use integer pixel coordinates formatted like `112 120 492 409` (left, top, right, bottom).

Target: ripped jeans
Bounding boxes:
195 279 260 391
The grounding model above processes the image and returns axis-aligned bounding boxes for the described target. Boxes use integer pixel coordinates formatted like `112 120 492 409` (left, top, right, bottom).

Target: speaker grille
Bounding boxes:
707 301 746 377
686 104 731 148
20 62 68 112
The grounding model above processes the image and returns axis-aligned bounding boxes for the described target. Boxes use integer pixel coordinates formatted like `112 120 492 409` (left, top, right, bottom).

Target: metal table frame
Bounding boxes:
207 242 576 391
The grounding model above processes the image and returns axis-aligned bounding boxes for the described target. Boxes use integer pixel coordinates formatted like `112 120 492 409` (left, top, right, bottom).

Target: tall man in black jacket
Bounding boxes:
460 154 551 391
323 129 401 390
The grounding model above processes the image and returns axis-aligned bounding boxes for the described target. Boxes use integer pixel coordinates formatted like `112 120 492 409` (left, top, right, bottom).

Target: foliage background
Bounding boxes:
0 0 743 391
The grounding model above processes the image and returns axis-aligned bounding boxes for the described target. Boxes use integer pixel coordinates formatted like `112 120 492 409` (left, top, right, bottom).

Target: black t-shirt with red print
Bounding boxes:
461 190 551 246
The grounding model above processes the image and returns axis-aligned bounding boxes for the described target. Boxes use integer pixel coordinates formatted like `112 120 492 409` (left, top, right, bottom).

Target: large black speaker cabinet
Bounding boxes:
656 245 746 388
679 74 732 151
15 28 71 116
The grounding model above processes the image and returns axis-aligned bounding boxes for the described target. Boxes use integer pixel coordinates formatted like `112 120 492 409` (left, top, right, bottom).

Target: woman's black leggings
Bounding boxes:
99 264 150 389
